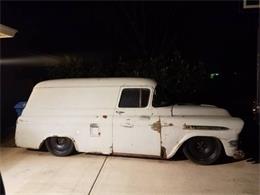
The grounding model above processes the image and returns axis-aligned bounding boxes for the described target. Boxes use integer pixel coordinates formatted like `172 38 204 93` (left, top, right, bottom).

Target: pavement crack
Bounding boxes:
88 156 108 195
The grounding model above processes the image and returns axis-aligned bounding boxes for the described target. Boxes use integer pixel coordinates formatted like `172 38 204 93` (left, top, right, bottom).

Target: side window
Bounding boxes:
119 88 150 108
141 89 150 107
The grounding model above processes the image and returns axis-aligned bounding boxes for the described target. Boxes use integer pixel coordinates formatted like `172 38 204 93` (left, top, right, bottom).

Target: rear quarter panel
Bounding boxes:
15 110 114 154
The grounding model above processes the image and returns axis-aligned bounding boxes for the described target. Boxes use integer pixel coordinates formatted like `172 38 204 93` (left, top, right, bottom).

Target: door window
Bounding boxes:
119 88 150 108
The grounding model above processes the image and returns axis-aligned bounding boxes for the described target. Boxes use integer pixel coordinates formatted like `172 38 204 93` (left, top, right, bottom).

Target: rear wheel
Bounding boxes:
183 137 222 165
45 137 74 156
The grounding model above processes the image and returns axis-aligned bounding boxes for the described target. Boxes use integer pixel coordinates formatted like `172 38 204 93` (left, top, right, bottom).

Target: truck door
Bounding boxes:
113 87 161 157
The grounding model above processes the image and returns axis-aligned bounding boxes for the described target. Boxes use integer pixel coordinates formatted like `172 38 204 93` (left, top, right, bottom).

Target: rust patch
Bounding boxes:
233 150 245 160
151 120 174 133
161 146 167 159
151 119 162 133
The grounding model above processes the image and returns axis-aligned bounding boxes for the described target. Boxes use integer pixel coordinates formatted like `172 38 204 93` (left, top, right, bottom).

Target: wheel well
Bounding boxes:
39 137 53 150
180 136 225 154
42 136 77 151
39 139 48 151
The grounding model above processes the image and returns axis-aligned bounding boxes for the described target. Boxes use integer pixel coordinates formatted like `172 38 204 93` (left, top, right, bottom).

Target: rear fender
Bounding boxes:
40 135 79 152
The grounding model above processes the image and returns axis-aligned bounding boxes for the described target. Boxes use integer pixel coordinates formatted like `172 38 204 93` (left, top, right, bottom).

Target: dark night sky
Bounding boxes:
1 2 258 73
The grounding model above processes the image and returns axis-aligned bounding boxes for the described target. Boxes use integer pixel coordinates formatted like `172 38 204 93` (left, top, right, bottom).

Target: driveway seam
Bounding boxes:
88 156 108 195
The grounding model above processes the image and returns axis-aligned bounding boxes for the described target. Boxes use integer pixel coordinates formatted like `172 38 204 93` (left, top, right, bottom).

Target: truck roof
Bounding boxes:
35 78 157 88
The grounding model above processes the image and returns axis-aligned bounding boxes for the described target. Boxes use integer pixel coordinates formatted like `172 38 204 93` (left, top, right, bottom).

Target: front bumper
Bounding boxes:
221 138 245 159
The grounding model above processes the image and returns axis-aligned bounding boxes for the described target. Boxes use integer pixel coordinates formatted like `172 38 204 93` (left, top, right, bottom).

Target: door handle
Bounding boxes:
121 123 134 128
116 111 125 114
140 115 151 119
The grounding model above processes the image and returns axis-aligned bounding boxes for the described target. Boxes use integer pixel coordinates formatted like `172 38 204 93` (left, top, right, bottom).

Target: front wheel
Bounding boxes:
45 137 75 156
183 137 222 165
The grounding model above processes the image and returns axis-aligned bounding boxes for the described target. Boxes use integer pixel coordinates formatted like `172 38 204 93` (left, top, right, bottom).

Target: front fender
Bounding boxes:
165 132 239 159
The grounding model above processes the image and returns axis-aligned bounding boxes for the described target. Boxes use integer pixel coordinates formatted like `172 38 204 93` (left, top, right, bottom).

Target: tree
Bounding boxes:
111 2 178 57
47 51 208 103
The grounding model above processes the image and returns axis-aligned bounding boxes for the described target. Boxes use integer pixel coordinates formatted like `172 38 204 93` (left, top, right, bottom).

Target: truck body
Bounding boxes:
15 78 244 164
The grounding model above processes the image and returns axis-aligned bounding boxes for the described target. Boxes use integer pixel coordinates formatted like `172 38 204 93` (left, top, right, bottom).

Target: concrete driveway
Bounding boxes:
0 147 259 195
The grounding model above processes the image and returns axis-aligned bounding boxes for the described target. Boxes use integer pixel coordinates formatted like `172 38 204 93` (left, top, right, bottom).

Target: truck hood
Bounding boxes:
171 104 231 117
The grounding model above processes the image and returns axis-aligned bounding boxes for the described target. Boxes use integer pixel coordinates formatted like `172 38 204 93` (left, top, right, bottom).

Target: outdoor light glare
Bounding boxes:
0 24 17 38
0 56 61 66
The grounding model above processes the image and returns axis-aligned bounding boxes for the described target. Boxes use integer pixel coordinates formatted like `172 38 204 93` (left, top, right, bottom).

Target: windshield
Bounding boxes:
152 84 172 107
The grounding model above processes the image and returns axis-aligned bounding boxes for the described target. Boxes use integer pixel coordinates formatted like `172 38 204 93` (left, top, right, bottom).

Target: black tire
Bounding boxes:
45 137 74 156
183 137 222 165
